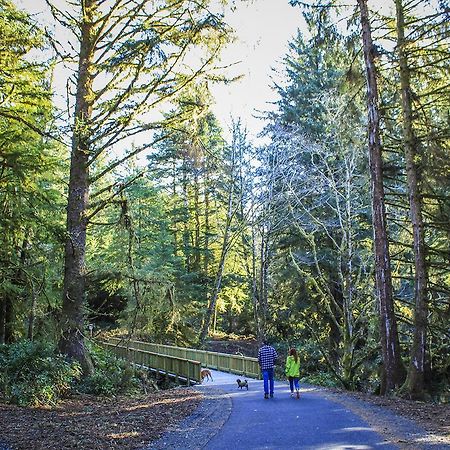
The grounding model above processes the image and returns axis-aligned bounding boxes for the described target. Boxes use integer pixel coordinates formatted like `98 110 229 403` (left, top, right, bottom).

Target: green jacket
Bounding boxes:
285 355 300 378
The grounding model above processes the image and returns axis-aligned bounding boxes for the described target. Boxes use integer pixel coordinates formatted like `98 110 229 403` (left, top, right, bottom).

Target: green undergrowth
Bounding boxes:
0 341 144 407
0 341 81 406
300 372 340 388
76 343 140 396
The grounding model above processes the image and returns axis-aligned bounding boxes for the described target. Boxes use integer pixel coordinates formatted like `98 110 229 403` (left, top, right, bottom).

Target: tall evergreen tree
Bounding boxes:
262 5 377 387
47 0 231 371
357 0 405 393
394 0 428 399
0 0 64 344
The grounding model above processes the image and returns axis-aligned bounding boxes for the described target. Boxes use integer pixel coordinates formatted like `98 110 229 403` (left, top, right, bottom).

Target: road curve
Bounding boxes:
203 370 396 450
149 369 444 450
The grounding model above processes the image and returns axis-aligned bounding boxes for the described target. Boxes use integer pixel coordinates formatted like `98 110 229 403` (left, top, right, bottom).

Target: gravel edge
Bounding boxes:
314 387 450 450
145 386 232 450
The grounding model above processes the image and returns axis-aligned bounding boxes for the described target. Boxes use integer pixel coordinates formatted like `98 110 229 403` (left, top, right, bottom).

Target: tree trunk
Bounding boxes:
342 157 356 388
2 297 13 344
198 230 229 346
357 0 405 392
198 144 237 346
203 157 212 330
171 160 179 254
58 0 96 375
203 158 211 276
242 193 262 343
181 155 191 271
395 0 428 399
27 286 38 341
193 167 201 271
328 282 342 367
259 232 269 338
251 223 262 343
0 298 4 344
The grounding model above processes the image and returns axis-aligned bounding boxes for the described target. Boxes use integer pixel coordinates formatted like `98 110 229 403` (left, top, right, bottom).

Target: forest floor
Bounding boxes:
325 388 450 443
206 335 260 357
0 378 447 450
0 388 202 450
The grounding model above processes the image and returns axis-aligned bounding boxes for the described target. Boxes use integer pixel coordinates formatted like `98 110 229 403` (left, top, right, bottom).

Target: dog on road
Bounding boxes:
236 378 248 390
201 368 213 382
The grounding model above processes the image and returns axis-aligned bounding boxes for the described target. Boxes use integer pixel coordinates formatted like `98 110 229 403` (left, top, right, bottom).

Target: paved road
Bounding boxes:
151 369 425 450
199 370 397 450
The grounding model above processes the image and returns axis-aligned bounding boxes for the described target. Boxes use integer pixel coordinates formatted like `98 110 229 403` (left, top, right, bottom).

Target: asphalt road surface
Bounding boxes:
150 368 434 450
201 370 397 450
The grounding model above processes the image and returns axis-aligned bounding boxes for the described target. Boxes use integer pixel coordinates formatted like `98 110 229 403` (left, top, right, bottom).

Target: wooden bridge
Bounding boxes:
101 337 260 384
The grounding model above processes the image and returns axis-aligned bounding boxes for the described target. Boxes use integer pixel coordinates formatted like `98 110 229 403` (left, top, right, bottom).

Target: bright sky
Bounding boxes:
18 0 305 144
211 0 306 140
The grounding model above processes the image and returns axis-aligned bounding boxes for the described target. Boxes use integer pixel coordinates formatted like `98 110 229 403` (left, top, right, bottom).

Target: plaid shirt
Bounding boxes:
258 345 278 370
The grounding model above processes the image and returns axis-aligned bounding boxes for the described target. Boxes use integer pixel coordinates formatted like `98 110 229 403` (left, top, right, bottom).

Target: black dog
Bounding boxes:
236 378 248 390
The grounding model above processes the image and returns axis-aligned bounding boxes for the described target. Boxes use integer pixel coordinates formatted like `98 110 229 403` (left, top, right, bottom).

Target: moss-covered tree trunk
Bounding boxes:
0 297 13 344
58 0 96 375
395 0 428 399
358 0 405 393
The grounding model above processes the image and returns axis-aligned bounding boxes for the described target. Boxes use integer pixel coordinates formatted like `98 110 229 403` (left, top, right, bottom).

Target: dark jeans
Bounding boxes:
262 368 274 395
288 376 300 392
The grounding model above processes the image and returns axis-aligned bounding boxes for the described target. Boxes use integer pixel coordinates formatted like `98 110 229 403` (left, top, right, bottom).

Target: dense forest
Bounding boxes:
0 0 448 405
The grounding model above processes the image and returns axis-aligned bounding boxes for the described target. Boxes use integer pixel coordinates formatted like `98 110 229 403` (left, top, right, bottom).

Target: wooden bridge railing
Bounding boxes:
107 337 261 379
100 341 202 384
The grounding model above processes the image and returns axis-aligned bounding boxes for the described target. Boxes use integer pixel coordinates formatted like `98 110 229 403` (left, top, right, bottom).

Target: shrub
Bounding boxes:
300 371 340 388
0 341 81 406
77 345 139 396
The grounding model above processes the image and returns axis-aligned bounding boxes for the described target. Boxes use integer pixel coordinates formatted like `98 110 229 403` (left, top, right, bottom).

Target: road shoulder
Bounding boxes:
146 386 232 450
316 387 450 450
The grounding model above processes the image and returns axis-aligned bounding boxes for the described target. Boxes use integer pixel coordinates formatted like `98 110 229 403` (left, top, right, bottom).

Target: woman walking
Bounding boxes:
285 348 300 399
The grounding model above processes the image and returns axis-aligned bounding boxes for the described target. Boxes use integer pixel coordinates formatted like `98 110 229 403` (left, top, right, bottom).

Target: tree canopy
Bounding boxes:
0 0 448 401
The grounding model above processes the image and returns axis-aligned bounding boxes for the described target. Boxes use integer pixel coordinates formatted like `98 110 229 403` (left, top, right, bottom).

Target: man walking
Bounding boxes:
258 339 278 399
